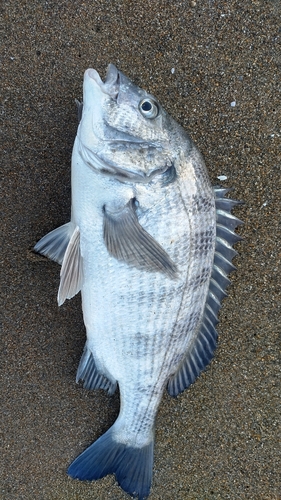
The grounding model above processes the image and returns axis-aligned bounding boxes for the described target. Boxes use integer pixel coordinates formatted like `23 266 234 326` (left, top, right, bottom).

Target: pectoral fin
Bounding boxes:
103 199 177 278
57 226 83 306
34 222 75 264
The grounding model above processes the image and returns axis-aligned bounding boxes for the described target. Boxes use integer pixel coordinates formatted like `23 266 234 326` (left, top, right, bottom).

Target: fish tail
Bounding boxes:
68 424 154 500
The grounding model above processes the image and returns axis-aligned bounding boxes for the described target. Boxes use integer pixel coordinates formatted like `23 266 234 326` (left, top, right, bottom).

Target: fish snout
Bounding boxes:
84 65 120 100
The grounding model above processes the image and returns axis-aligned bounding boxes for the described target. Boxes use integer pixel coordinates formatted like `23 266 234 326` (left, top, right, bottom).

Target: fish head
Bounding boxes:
77 64 185 183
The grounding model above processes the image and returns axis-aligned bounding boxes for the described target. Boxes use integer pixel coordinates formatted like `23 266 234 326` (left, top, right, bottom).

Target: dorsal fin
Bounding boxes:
167 187 243 397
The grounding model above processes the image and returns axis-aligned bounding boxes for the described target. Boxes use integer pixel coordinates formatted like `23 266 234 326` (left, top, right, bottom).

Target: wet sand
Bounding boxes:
1 1 280 498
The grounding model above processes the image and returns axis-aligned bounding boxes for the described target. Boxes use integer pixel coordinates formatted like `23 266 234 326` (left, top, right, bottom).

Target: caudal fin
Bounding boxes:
68 426 154 499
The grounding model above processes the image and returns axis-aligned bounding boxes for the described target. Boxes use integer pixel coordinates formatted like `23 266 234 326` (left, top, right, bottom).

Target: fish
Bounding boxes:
34 64 242 499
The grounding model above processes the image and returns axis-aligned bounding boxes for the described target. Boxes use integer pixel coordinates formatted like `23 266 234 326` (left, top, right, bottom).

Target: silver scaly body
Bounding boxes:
34 64 242 499
72 136 215 446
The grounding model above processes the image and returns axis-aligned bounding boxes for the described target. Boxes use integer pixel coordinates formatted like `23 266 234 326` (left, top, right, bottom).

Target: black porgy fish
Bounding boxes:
34 64 242 499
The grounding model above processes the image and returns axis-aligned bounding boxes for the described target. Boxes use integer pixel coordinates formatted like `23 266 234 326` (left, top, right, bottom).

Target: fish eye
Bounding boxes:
139 98 159 119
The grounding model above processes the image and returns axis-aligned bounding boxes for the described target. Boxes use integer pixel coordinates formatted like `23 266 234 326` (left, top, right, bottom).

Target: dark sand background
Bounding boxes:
1 1 280 499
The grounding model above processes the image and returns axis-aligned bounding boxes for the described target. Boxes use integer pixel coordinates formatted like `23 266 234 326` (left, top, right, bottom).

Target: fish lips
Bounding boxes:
84 64 120 99
85 64 145 106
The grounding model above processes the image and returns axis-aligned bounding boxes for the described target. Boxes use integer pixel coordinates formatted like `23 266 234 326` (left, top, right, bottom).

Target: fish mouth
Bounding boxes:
85 64 120 99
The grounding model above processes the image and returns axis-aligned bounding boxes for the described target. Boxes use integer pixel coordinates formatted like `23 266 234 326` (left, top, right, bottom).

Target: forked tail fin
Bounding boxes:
68 425 154 499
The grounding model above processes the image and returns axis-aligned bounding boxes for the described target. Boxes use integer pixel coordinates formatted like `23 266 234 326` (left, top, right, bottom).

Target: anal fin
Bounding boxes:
57 226 83 306
76 345 117 395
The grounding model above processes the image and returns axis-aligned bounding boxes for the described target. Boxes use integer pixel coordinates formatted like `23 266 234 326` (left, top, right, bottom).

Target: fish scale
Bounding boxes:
34 64 242 499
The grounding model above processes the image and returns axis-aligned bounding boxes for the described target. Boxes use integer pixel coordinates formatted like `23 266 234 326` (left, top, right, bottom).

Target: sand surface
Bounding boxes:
1 1 280 499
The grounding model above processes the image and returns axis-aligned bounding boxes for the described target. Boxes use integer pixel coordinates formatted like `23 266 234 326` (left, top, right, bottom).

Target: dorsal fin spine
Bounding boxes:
167 186 243 397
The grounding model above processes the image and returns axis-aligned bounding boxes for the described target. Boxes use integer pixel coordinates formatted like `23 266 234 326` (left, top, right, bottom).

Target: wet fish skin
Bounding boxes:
34 64 242 499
